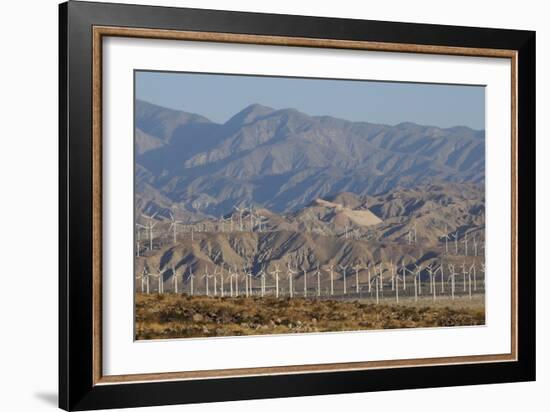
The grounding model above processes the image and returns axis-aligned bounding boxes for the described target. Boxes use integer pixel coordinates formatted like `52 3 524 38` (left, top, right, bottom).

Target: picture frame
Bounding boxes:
59 1 535 410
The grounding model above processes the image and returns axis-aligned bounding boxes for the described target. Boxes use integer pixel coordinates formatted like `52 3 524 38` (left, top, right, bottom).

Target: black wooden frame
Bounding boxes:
59 1 536 410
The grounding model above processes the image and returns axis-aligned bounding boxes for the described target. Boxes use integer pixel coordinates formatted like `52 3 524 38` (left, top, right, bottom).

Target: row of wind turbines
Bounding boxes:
136 207 269 255
137 255 485 304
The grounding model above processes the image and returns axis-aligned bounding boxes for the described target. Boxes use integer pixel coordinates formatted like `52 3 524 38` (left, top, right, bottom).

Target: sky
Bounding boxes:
135 70 485 130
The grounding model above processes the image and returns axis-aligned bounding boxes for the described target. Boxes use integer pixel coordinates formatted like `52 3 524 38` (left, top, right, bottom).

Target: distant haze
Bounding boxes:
136 71 485 130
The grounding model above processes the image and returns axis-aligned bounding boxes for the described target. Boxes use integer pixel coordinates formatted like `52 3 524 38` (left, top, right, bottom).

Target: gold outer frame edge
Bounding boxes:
91 26 518 386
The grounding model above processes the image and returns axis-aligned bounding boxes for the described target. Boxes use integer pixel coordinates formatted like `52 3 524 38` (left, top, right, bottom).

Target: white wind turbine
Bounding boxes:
352 262 362 294
462 232 469 256
452 230 459 255
227 265 235 297
441 224 451 254
233 206 245 231
462 261 468 292
369 270 381 304
328 265 336 296
233 266 239 297
469 261 477 291
302 266 308 298
219 264 225 297
202 267 211 296
168 212 183 245
426 264 437 301
378 263 384 291
339 264 348 295
136 223 145 256
393 270 402 303
286 261 297 298
136 267 149 293
412 264 421 302
249 206 255 232
171 265 179 294
365 262 372 292
415 263 422 296
151 269 163 294
188 267 195 296
448 264 457 299
142 212 158 251
270 264 281 298
472 235 479 256
247 267 254 296
390 259 395 291
258 266 267 297
213 265 220 296
315 264 322 297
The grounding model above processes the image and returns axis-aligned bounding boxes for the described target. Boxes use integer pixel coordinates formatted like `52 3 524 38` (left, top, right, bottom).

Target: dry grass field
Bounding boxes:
135 293 485 340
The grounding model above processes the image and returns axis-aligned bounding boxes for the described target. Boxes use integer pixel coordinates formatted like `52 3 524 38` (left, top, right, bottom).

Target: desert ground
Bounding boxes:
135 293 485 340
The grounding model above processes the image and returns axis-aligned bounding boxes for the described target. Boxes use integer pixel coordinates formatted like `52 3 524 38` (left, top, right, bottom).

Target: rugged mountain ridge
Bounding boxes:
135 100 485 218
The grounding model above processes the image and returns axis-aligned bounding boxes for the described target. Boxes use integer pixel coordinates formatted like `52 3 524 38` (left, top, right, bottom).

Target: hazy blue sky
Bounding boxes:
136 71 485 130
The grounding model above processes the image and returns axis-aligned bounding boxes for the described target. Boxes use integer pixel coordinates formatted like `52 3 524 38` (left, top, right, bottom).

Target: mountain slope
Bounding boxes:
135 101 485 216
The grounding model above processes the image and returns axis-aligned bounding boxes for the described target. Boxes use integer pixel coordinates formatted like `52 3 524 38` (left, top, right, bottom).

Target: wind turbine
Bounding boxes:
188 267 195 296
302 266 308 298
378 263 384 291
315 264 321 297
249 206 255 232
469 261 477 291
462 232 469 256
136 223 145 256
171 265 178 294
270 264 281 298
472 235 479 256
142 212 158 251
390 259 395 291
258 266 267 297
352 262 361 294
168 212 183 245
233 266 239 297
462 261 468 292
213 265 219 296
441 224 451 254
219 264 225 297
448 264 457 299
426 264 436 301
412 264 421 302
151 269 163 294
202 267 211 296
233 206 245 231
415 263 422 296
367 262 372 292
369 271 381 304
328 265 335 296
246 267 254 296
287 261 297 298
339 264 348 295
136 267 149 293
452 230 459 255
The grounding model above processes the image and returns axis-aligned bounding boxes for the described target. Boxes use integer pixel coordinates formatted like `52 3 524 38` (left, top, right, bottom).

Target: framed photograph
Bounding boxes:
59 1 535 410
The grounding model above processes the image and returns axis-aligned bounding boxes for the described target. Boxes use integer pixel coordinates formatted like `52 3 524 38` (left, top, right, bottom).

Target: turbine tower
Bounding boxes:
188 267 195 296
141 212 158 250
233 206 245 231
270 264 281 298
353 262 361 294
441 224 451 254
339 264 348 295
287 262 297 298
168 211 183 245
328 265 335 296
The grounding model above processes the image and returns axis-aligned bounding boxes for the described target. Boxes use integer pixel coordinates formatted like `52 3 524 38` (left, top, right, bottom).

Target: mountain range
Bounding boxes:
135 100 485 219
